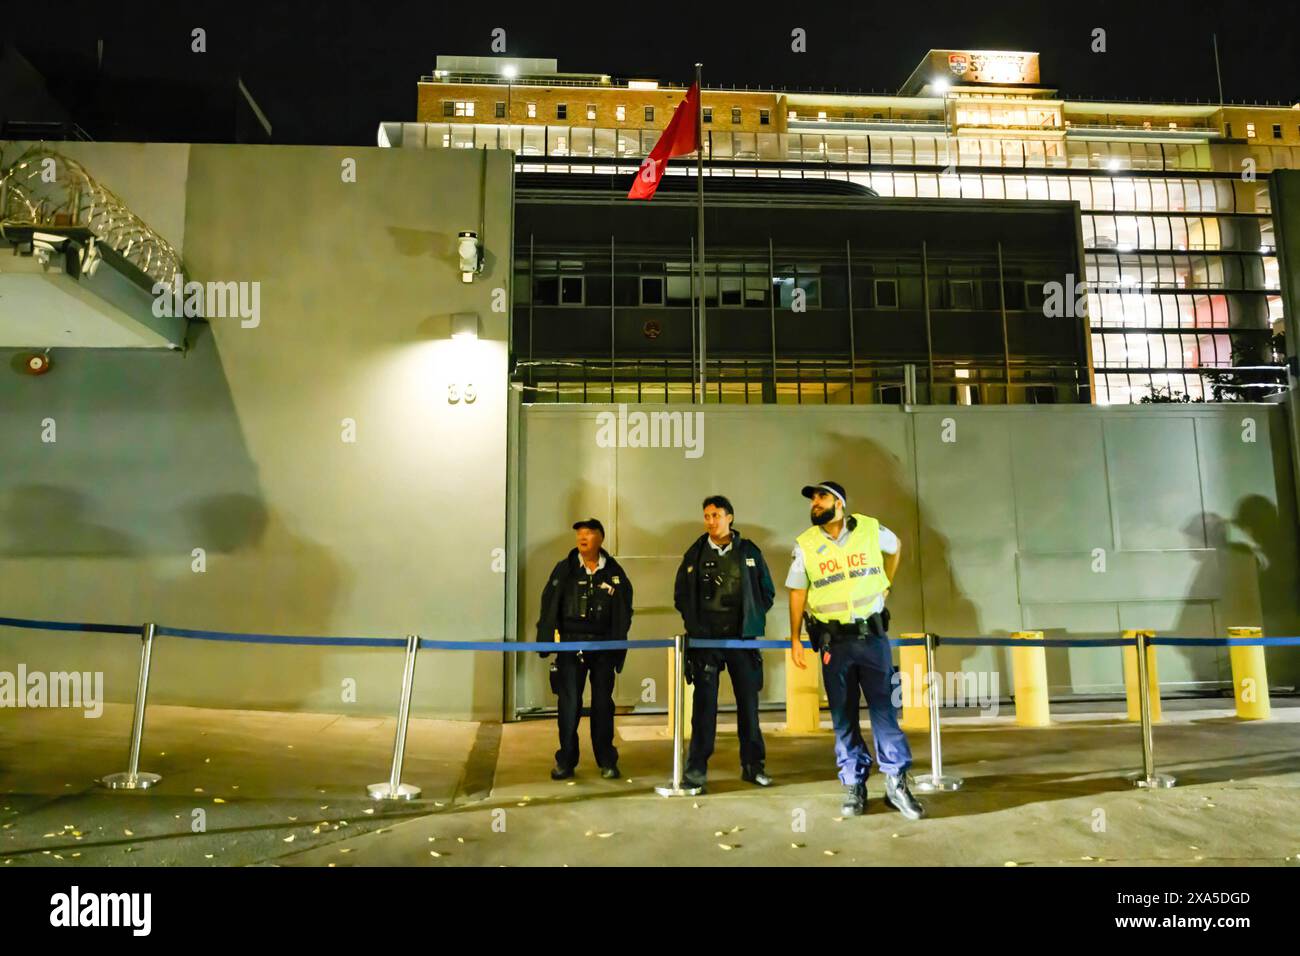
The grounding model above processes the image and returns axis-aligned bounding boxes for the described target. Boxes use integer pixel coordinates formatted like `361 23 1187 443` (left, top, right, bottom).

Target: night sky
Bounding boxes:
7 0 1300 146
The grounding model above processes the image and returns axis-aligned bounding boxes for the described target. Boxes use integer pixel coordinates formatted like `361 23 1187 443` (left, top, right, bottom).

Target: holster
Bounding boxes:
812 607 892 646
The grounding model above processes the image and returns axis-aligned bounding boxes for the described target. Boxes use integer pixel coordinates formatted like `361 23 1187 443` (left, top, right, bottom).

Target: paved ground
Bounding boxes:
2 699 1298 867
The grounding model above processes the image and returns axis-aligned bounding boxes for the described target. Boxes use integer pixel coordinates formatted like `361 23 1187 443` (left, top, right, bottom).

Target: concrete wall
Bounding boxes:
515 403 1300 713
1 142 513 720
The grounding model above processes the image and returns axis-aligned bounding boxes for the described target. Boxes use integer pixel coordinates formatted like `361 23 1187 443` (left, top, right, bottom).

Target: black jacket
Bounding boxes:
673 530 775 639
536 548 634 671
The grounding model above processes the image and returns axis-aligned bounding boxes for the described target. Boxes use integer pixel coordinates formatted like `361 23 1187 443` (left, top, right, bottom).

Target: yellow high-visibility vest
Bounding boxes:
796 514 890 624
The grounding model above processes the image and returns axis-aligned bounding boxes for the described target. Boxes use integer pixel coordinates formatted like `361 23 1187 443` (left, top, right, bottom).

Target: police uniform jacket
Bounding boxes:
673 530 775 639
536 547 634 671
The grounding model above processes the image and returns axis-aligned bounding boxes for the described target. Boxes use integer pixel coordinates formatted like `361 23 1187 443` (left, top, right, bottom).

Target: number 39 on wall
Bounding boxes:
448 382 477 404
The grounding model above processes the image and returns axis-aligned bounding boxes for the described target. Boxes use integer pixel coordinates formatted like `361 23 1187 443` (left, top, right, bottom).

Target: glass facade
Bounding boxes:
387 117 1294 404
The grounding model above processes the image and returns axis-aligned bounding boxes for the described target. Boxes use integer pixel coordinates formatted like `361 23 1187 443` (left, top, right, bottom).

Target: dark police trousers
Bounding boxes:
686 648 765 777
553 650 619 771
819 629 912 785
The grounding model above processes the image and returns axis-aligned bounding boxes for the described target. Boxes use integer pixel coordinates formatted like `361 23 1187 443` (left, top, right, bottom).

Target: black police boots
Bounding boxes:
599 765 620 779
885 773 926 820
551 765 574 780
741 764 773 787
841 782 867 816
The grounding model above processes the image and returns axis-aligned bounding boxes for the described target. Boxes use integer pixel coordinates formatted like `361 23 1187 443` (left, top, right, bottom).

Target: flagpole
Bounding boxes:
695 62 706 405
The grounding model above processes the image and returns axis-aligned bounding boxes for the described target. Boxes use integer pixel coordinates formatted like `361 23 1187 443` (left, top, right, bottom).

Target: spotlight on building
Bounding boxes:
457 231 483 282
503 64 518 79
451 312 480 341
1107 158 1121 172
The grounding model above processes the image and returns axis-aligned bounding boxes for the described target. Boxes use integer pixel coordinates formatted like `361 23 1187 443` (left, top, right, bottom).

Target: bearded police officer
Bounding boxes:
536 518 634 781
787 481 924 820
673 495 776 792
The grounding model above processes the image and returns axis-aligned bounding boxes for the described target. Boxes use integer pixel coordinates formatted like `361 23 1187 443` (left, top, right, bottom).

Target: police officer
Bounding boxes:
787 481 924 820
673 495 776 792
536 518 634 780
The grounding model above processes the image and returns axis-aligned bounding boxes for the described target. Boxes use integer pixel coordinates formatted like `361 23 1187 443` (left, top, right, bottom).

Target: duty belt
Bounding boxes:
809 609 890 644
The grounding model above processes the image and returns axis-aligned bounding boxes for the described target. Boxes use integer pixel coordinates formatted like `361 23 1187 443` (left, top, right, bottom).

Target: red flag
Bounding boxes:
627 83 701 200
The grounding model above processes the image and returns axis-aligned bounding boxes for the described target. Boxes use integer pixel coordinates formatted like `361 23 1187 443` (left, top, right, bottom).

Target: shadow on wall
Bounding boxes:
165 493 348 709
0 484 139 556
1234 494 1298 634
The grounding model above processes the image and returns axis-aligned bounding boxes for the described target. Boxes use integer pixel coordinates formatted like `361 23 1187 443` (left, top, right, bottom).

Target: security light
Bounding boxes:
457 231 482 282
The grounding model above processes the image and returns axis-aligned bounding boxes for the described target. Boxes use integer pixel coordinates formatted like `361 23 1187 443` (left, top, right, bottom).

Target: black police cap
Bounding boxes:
572 518 605 536
801 481 847 506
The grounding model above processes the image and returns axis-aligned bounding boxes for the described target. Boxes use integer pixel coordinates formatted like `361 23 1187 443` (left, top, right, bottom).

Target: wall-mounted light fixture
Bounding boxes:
451 312 480 340
457 231 483 283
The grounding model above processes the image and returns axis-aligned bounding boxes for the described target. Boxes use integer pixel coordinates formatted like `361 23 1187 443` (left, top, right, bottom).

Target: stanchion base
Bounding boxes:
99 772 162 791
654 783 704 797
912 773 963 793
367 782 421 801
1127 772 1176 789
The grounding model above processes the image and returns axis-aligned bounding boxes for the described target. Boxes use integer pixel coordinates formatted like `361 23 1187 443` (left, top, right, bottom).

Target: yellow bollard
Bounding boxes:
898 634 929 731
1123 630 1162 722
1228 627 1271 720
665 648 694 740
1011 631 1051 727
782 641 823 734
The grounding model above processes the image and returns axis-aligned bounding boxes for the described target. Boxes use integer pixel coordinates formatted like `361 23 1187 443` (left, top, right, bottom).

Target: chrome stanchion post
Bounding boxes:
1128 631 1174 789
368 633 422 800
656 635 702 797
100 622 162 790
912 632 962 793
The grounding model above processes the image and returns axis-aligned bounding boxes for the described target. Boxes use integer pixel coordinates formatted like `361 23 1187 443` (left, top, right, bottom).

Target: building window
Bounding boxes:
494 101 506 118
587 104 597 121
442 101 454 117
720 276 743 307
1168 122 1177 130
1225 122 1232 137
844 111 856 121
526 102 536 118
948 280 974 310
453 101 475 117
1273 124 1283 139
560 276 584 305
556 104 567 119
731 107 742 124
759 109 770 126
788 109 797 121
874 279 899 309
616 105 626 121
817 111 827 121
702 107 713 123
1246 122 1256 138
1024 281 1047 310
645 106 655 123
640 277 665 306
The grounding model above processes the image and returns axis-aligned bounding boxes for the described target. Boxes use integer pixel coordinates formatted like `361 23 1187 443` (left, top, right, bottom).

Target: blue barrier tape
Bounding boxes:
692 639 809 649
1151 636 1300 647
155 625 408 648
420 639 675 652
6 613 1298 650
0 615 141 635
937 636 1135 648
